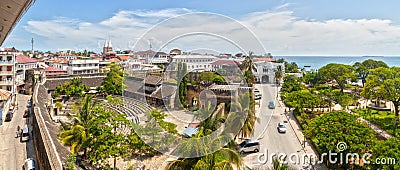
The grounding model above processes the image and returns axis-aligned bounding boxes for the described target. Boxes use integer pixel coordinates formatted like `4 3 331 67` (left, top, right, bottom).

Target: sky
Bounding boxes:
3 0 400 56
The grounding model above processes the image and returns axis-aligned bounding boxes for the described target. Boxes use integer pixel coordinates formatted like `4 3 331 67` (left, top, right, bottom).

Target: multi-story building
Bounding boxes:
15 54 39 87
45 66 67 78
0 48 16 91
67 59 99 75
170 55 217 72
253 61 285 84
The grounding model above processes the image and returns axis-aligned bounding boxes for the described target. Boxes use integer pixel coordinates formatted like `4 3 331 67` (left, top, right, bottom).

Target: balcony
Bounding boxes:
0 60 14 65
0 81 13 85
0 71 13 75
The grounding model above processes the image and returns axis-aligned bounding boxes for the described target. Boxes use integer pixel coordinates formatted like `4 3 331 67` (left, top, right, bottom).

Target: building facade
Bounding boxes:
0 49 16 91
67 59 100 75
253 61 285 84
171 55 217 72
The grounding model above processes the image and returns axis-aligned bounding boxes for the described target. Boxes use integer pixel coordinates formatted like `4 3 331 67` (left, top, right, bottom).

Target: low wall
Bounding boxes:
32 83 63 170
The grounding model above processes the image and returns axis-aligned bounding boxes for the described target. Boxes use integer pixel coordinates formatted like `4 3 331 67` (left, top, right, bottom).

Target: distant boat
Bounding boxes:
304 65 311 67
362 56 384 58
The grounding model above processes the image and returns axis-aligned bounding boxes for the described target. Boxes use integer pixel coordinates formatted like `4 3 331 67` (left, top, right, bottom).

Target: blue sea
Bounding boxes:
277 56 400 71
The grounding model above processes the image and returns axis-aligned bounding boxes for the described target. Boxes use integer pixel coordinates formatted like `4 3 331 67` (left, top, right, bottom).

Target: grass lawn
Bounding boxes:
353 109 400 136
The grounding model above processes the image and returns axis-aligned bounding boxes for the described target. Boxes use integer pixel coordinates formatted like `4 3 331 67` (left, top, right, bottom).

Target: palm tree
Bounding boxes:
59 95 94 156
231 92 255 139
168 130 242 170
241 52 257 87
275 65 284 98
271 158 291 170
59 124 88 154
239 52 257 140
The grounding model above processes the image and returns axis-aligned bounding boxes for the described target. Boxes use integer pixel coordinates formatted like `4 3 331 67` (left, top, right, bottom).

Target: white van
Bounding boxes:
23 158 35 170
21 127 30 142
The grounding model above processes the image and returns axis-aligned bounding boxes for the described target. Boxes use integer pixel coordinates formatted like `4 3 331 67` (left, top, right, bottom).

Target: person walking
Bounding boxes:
16 125 21 137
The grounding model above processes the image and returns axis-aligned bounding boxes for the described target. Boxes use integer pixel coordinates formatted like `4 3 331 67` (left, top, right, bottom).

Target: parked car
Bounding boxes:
268 101 275 109
238 139 260 154
5 112 13 122
24 109 30 118
277 122 286 133
21 127 30 142
23 158 35 170
27 101 32 107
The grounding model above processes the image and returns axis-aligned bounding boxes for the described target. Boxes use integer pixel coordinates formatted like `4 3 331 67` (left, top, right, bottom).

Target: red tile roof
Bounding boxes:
211 60 240 65
118 55 131 61
253 57 276 62
45 66 66 72
16 54 38 63
107 58 120 63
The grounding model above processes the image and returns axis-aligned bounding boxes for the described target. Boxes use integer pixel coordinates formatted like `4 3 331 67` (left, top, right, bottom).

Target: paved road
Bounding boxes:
0 94 36 170
243 84 310 170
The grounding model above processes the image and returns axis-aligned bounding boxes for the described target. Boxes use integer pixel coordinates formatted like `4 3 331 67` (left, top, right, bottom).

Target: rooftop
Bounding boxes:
253 57 276 62
172 55 217 59
16 54 38 63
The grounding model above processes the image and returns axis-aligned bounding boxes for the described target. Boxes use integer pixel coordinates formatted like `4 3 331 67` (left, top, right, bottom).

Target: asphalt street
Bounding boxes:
243 84 311 170
0 94 36 170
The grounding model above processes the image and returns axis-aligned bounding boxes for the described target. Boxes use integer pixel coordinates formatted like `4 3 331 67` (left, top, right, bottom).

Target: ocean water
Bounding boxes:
277 56 400 71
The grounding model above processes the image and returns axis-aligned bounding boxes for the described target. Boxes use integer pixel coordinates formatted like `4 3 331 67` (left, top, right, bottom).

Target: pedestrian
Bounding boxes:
17 125 20 132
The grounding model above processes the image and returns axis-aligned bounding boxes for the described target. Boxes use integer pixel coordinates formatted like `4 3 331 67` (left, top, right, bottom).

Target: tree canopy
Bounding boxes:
318 63 356 93
100 63 126 95
353 59 388 87
53 78 90 98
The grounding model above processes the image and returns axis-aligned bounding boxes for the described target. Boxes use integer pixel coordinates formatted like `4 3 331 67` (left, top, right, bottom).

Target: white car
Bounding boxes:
24 158 35 170
277 122 286 133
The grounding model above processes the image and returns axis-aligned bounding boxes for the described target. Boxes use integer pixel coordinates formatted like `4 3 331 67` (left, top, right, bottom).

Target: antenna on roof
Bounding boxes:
31 38 34 55
149 39 152 51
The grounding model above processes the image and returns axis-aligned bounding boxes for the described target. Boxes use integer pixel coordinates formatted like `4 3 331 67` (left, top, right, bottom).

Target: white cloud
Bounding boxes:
20 7 400 55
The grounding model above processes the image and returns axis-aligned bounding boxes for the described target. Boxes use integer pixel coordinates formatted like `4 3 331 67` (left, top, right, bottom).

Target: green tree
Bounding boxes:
240 52 257 135
175 62 188 108
240 52 257 87
53 78 90 98
303 111 376 169
363 67 400 117
281 75 303 94
199 71 215 84
59 124 88 154
100 63 126 95
87 104 131 168
276 58 299 73
167 147 242 170
353 59 388 87
303 71 322 87
318 63 356 93
274 65 284 86
59 95 94 155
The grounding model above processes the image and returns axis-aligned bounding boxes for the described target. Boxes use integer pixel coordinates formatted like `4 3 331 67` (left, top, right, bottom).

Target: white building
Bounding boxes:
151 52 169 64
253 61 285 84
15 54 39 86
171 55 217 72
0 49 16 91
67 59 99 75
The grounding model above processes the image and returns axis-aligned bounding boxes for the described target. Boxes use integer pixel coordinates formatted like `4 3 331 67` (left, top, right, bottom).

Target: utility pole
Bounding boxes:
31 38 34 55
